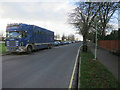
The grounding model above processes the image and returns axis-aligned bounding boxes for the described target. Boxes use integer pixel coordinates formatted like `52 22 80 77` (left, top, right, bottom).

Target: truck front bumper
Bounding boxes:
6 46 27 52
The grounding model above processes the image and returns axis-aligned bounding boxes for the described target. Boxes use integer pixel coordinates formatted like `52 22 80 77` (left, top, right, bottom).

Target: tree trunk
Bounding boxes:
82 35 87 52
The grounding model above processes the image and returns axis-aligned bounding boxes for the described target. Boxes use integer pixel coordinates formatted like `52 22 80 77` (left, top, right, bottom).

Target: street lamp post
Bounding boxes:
93 23 98 60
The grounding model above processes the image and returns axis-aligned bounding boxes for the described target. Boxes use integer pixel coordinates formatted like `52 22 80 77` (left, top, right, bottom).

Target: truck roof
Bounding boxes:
6 23 54 33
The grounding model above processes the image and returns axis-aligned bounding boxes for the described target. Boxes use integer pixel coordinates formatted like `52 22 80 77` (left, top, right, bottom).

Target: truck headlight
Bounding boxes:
16 41 19 45
6 41 9 46
16 43 19 45
7 41 9 44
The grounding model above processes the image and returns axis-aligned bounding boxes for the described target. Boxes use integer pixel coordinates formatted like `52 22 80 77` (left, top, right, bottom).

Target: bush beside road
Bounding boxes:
0 43 6 54
80 47 119 88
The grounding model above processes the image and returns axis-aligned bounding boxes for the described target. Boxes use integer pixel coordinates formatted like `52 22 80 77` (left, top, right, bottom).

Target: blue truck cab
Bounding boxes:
5 23 54 53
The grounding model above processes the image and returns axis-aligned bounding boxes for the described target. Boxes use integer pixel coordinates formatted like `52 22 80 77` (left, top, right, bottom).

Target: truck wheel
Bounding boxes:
48 44 52 49
27 46 32 53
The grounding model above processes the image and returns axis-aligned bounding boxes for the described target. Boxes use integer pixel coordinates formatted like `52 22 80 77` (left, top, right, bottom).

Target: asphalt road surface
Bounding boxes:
2 42 82 88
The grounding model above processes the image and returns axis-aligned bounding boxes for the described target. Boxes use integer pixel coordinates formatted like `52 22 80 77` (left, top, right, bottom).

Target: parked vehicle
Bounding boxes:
5 23 54 53
64 41 69 44
59 41 65 45
68 41 72 44
54 41 60 46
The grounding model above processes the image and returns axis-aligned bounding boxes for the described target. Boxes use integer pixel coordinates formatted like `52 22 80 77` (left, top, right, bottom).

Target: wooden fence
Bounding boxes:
98 40 120 52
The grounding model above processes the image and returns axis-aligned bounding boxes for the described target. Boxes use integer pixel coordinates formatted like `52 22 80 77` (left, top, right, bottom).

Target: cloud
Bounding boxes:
0 1 83 40
0 2 74 22
0 0 81 3
1 0 119 3
0 0 67 2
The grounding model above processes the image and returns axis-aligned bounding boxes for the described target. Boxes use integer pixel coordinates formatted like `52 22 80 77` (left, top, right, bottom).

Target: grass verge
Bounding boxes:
0 43 6 54
80 47 119 88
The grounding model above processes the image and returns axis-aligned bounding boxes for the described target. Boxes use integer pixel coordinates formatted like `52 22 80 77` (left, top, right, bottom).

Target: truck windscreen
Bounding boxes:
6 31 23 38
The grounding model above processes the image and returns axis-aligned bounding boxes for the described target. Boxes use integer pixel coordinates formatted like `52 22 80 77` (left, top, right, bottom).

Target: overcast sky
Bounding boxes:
0 0 119 40
0 0 83 40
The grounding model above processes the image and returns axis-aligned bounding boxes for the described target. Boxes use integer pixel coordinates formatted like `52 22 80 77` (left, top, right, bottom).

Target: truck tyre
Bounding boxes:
27 46 32 53
48 44 52 49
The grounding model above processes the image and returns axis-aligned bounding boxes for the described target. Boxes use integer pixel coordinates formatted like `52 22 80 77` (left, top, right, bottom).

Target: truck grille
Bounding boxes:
9 41 16 46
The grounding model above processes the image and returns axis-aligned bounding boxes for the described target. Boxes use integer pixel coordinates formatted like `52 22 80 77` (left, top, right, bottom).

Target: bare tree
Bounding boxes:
69 2 118 52
62 34 67 41
54 34 60 40
68 34 75 41
92 2 118 40
69 2 100 52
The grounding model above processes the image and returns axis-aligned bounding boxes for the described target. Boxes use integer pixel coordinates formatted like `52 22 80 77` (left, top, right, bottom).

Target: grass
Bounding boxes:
0 43 6 54
80 47 119 88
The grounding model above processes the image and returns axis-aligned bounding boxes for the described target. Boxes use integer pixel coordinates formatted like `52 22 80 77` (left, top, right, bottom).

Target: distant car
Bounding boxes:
64 41 69 44
68 41 72 44
54 41 60 46
59 41 65 45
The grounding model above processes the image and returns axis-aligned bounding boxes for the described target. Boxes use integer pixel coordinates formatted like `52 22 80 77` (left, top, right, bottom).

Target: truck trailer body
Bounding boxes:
5 23 54 52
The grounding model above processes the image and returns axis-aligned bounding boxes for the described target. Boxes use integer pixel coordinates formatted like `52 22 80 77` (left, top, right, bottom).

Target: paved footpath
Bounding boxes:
89 43 119 82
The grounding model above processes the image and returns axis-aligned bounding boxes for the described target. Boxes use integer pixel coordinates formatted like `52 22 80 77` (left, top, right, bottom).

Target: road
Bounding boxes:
2 42 82 88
